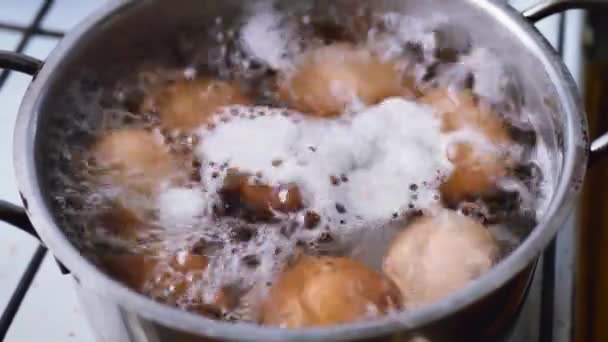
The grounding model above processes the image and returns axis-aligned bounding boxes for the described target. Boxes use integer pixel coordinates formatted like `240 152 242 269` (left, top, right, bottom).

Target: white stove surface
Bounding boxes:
0 1 584 341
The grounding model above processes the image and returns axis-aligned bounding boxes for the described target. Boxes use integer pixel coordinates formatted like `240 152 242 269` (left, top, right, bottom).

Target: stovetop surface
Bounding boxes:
0 1 584 341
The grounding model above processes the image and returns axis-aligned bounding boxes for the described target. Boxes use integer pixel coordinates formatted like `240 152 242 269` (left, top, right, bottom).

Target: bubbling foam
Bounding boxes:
240 8 296 70
197 98 452 222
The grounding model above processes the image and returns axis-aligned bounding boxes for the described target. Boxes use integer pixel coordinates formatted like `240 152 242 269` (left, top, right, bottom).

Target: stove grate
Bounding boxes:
0 1 62 340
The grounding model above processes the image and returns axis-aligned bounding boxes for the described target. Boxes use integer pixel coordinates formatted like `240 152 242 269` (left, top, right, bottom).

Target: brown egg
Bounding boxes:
143 79 251 131
100 252 208 292
220 171 303 221
188 287 239 319
98 205 143 240
99 254 159 290
93 128 177 192
383 210 499 308
419 88 513 202
278 44 405 117
442 143 509 204
262 255 401 328
242 183 303 213
100 252 234 316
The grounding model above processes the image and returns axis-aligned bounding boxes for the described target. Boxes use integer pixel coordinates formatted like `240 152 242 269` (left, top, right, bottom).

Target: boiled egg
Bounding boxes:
383 209 498 308
277 44 406 117
262 255 401 328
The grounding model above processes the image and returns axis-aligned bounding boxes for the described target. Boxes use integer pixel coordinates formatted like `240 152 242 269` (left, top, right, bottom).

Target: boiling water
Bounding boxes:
44 8 552 323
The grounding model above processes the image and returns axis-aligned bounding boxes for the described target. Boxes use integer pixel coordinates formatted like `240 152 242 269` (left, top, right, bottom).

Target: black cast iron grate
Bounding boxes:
0 1 569 341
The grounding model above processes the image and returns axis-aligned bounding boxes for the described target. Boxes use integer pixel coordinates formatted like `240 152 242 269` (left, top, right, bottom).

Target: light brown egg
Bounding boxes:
262 255 401 328
143 79 251 131
220 171 303 221
383 210 499 308
93 128 177 192
278 44 406 117
419 88 513 202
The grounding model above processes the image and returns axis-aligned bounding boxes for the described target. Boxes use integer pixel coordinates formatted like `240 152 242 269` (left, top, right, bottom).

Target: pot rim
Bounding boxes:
13 0 588 340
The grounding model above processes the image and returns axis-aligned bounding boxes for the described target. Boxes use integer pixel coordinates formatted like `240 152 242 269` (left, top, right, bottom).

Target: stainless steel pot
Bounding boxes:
0 0 607 341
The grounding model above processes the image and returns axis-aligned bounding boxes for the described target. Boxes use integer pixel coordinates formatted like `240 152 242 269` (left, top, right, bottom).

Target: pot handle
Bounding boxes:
0 51 43 76
0 51 70 274
0 51 44 241
522 0 608 23
522 0 608 165
0 51 73 276
0 200 39 240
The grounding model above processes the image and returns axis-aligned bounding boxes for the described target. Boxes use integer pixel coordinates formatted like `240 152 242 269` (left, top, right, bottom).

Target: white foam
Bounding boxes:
369 14 441 60
457 48 509 103
342 99 452 218
197 98 452 221
240 9 294 70
203 112 300 179
158 187 206 229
